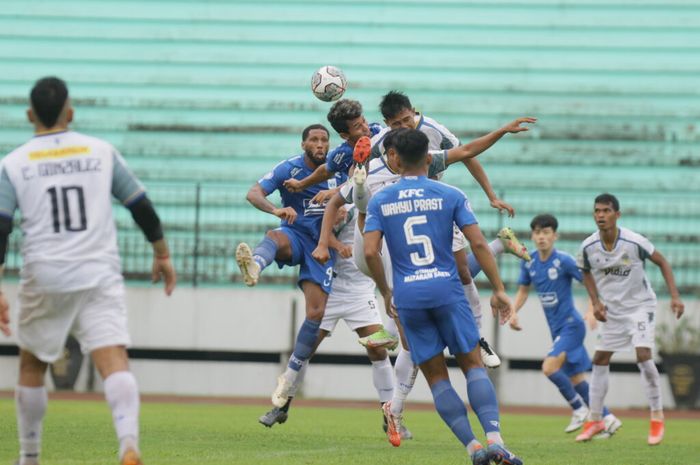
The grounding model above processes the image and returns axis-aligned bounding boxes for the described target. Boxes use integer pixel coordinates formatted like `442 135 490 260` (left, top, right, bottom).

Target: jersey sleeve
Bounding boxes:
0 163 18 219
453 191 478 229
635 235 655 260
257 161 287 195
339 180 354 204
363 196 384 234
563 253 583 282
427 150 448 177
517 260 531 286
577 244 591 271
111 149 146 206
325 145 352 174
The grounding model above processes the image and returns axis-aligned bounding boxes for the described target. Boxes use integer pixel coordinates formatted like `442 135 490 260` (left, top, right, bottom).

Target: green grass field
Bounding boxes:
1 399 698 465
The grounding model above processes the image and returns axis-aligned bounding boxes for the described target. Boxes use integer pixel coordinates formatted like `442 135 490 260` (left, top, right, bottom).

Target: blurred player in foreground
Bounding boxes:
575 193 684 445
0 77 176 465
363 128 522 465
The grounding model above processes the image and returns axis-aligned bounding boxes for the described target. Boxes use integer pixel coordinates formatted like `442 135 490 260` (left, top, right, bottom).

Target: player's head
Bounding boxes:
593 193 621 231
28 76 73 130
379 91 416 130
530 214 559 252
393 128 430 173
382 128 408 170
301 124 330 167
326 99 369 144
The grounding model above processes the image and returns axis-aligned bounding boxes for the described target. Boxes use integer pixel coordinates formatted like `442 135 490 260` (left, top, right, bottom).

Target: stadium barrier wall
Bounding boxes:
0 283 691 409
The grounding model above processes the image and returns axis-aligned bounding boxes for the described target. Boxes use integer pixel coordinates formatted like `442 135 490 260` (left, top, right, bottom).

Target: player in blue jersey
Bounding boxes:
363 129 522 465
509 214 621 436
235 124 349 409
283 99 382 197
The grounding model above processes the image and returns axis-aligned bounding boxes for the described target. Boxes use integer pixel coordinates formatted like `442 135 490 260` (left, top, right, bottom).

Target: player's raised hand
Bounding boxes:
311 188 339 205
491 290 514 325
152 256 176 296
509 312 522 331
311 244 331 264
592 301 607 322
490 197 515 217
282 178 304 193
0 292 10 337
503 117 537 133
273 207 297 224
671 296 684 319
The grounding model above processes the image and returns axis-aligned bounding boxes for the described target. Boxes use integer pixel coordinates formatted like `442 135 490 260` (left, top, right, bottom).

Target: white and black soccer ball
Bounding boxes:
310 65 347 102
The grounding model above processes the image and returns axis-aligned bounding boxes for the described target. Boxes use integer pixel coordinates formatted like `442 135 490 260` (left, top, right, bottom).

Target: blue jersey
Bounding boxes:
365 176 477 310
518 249 583 334
325 123 383 175
258 154 347 240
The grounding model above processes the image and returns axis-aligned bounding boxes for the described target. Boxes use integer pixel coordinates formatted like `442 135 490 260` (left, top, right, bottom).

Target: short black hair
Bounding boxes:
382 128 409 152
302 124 329 141
379 90 412 120
394 129 429 168
594 193 620 211
530 214 559 232
326 99 363 134
30 76 69 128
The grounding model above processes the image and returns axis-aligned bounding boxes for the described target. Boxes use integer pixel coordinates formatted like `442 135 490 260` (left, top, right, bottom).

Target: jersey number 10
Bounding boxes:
48 186 87 233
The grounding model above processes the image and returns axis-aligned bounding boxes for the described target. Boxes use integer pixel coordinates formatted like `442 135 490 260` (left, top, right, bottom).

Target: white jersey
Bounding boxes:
370 114 460 160
0 130 145 293
330 205 376 297
578 227 657 314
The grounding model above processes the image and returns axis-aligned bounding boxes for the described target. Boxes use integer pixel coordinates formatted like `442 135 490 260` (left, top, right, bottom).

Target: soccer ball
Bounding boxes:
311 66 347 102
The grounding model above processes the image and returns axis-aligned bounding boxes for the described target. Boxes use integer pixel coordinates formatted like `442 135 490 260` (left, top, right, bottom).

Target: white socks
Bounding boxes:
589 364 609 421
16 385 48 465
104 371 140 459
352 176 370 213
489 238 504 256
371 358 395 403
391 348 418 416
287 360 309 398
463 281 483 329
638 359 663 412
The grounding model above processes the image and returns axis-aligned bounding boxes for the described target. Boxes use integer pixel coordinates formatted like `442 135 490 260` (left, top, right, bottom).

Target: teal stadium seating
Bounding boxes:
0 0 698 293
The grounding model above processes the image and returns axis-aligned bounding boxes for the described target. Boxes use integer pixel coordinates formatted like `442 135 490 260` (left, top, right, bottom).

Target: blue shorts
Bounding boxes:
274 226 335 294
397 299 480 365
548 319 591 377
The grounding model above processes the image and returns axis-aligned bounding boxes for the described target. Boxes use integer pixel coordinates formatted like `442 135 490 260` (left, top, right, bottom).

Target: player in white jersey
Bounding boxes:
574 193 683 446
258 204 396 436
0 77 176 465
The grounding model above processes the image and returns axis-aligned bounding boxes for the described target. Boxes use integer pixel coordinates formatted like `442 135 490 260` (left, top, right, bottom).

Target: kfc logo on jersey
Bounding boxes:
398 188 424 199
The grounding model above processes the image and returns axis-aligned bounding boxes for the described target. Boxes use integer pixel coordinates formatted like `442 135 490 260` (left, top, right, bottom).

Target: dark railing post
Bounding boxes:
193 183 201 288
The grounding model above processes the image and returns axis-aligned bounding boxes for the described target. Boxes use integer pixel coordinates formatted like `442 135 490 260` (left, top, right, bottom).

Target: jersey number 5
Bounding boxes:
403 215 435 266
48 186 87 233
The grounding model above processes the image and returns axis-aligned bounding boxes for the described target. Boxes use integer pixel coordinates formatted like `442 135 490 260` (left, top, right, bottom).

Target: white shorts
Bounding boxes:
452 224 468 253
353 224 393 288
17 277 130 363
321 293 383 333
595 307 656 352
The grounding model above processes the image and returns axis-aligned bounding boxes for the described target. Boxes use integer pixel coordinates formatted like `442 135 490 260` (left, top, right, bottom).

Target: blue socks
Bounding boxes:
253 236 278 271
548 370 584 410
467 253 482 278
288 319 321 372
574 380 610 417
430 379 476 447
466 368 500 433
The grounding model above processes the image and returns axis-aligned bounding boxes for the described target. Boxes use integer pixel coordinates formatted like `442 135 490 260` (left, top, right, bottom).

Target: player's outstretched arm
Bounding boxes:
510 285 530 331
649 250 684 319
582 270 606 322
283 164 334 193
312 192 348 264
445 117 537 166
246 183 297 224
364 230 396 318
461 223 513 324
